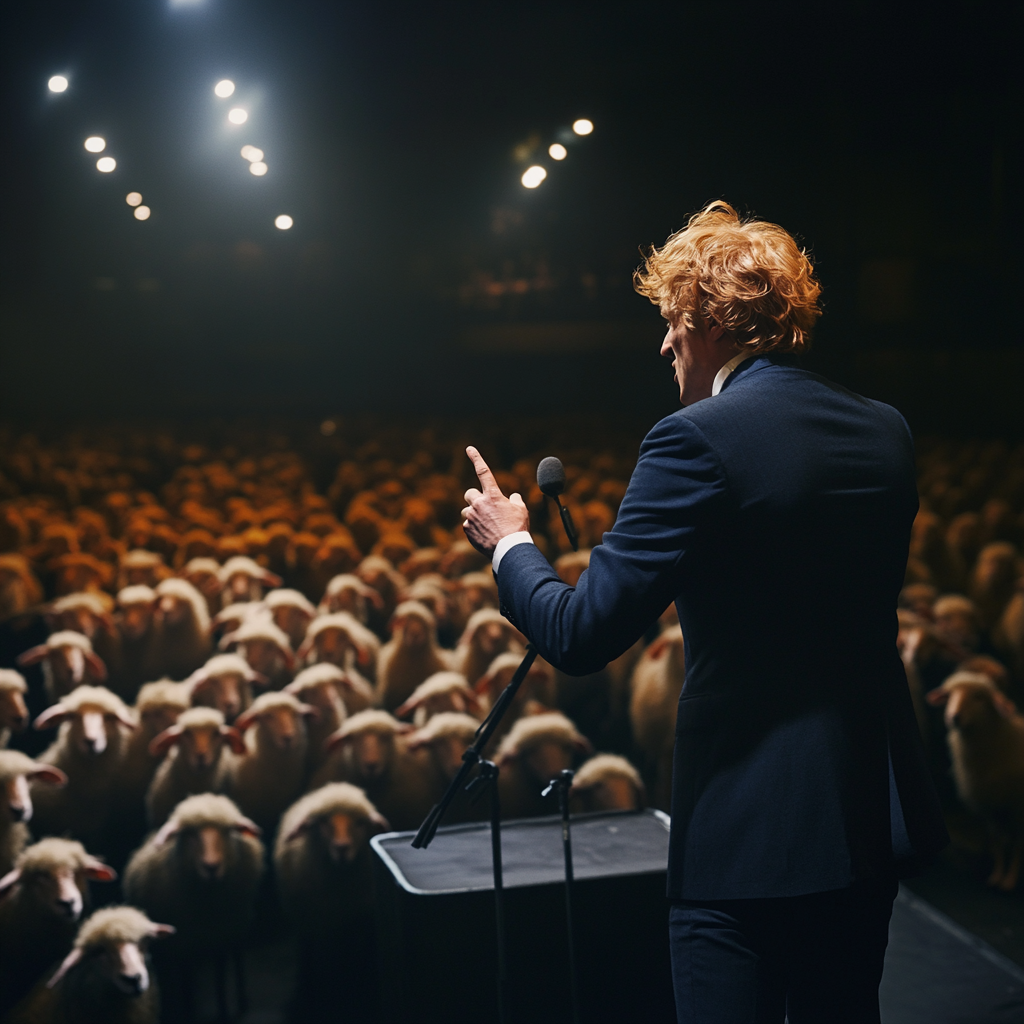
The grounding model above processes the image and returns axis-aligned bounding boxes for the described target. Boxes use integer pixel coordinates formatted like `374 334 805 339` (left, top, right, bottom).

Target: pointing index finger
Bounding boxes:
466 446 501 494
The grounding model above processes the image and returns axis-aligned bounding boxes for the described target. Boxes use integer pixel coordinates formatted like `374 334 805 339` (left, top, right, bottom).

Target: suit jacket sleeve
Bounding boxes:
496 413 728 675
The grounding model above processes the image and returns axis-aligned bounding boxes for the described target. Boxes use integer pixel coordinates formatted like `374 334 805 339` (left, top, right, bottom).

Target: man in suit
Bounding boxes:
461 202 948 1023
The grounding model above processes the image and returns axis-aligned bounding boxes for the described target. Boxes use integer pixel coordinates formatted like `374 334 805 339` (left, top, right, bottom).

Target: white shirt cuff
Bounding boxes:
492 532 535 572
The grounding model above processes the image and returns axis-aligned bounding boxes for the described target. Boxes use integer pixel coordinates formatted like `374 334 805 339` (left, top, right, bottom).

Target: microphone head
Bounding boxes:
536 457 566 498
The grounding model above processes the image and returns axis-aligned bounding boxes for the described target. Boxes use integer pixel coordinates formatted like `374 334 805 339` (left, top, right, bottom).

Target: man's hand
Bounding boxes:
461 446 530 556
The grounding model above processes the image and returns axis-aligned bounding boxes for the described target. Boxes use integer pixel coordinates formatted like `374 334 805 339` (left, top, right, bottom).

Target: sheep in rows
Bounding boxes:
0 838 117 1015
219 556 281 604
298 611 380 685
405 712 484 824
0 751 67 876
146 707 244 828
315 710 441 829
29 686 136 852
452 608 524 688
376 602 451 712
495 713 592 820
395 670 482 726
154 577 212 680
112 585 164 700
16 631 107 702
186 653 259 723
284 664 351 775
8 905 173 1024
222 617 294 690
569 754 645 813
0 670 29 748
928 671 1024 890
264 587 317 650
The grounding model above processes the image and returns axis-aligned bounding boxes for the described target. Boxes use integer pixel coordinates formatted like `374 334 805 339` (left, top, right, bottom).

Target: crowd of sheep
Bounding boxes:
0 423 1022 1021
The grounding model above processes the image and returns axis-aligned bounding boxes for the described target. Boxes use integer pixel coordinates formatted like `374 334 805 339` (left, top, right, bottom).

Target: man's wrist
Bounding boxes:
492 532 535 572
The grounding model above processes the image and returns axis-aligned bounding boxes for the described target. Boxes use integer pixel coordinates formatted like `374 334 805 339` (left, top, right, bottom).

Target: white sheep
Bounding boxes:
182 556 224 617
219 556 282 604
474 652 557 753
264 588 317 650
927 671 1024 890
221 617 295 690
376 602 452 713
44 592 120 677
16 631 108 703
394 670 482 726
29 686 136 851
113 585 165 701
318 573 383 625
0 669 29 748
405 712 485 824
7 905 173 1024
154 577 212 680
569 754 646 813
0 751 67 877
297 611 380 687
186 652 260 723
145 707 244 828
451 608 524 689
284 665 351 775
0 837 117 1015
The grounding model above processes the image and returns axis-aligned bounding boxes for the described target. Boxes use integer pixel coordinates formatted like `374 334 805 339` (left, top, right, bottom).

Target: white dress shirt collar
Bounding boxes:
712 352 755 397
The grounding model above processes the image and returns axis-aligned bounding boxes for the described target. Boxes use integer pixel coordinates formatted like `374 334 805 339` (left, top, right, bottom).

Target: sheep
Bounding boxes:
451 570 499 634
452 608 525 689
970 542 1019 631
569 754 645 813
225 692 315 835
995 587 1024 680
932 594 979 655
0 554 43 623
474 652 557 747
0 751 67 877
0 838 117 1015
112 586 163 702
186 652 260 723
284 665 351 774
0 670 29 748
495 713 592 820
355 555 406 635
219 555 282 604
405 712 485 824
145 708 244 828
297 611 380 686
182 556 224 617
314 710 442 830
264 588 317 650
927 671 1024 890
29 686 136 852
376 601 452 713
403 575 457 647
45 592 120 675
212 600 264 640
318 573 383 625
118 548 169 590
16 631 108 703
221 617 295 690
394 670 482 726
7 906 173 1024
629 625 685 811
154 577 212 680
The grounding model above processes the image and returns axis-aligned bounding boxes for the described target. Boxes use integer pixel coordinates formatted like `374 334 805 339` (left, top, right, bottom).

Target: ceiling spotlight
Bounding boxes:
228 108 248 125
126 192 143 206
249 161 268 176
572 119 594 136
214 79 235 98
521 165 547 189
134 206 151 221
240 145 264 162
274 215 293 230
96 157 117 173
84 137 106 153
548 143 567 161
48 76 69 93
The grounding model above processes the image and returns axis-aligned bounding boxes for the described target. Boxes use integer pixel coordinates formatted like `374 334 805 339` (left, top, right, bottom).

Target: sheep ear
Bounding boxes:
296 638 313 661
85 651 107 681
0 868 22 896
365 589 384 610
48 948 83 988
221 726 247 754
218 632 238 651
645 635 671 661
149 726 184 758
393 697 418 718
394 722 415 734
28 765 68 786
282 818 312 843
926 688 949 706
325 730 350 753
153 820 180 846
235 816 262 837
473 675 493 696
184 669 209 694
369 810 391 833
149 923 175 938
403 733 426 750
34 704 69 730
249 669 270 687
83 857 117 882
112 706 137 730
234 710 257 733
282 649 296 670
16 645 49 667
573 736 594 756
463 690 483 715
298 703 319 720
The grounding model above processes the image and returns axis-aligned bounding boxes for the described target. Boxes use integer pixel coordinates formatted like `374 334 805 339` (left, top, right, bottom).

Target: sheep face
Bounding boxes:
107 941 150 995
68 706 122 757
180 825 231 881
271 605 312 648
240 639 286 678
194 673 249 723
396 616 430 650
182 726 228 771
120 602 155 641
347 731 395 781
24 864 86 920
251 706 306 752
312 628 355 667
475 621 513 659
0 687 28 735
428 735 468 780
51 643 90 690
51 606 103 641
5 773 32 821
185 568 221 602
225 571 260 602
158 593 193 627
139 703 183 738
934 605 978 651
938 683 1005 733
318 811 372 864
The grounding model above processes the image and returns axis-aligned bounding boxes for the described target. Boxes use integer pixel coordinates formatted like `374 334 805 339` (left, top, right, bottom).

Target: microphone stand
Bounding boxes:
412 643 539 1024
543 769 580 1024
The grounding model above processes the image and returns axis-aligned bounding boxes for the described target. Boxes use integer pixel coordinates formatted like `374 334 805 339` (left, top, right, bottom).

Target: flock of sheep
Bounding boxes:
0 424 1022 1022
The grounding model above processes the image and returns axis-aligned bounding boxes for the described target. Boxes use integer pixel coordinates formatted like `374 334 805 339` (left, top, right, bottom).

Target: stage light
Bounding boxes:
240 145 263 162
96 157 116 173
126 192 143 206
134 205 151 221
84 136 106 153
214 79 235 98
275 214 293 230
572 119 594 136
521 165 547 188
549 143 567 160
48 76 69 93
228 108 248 125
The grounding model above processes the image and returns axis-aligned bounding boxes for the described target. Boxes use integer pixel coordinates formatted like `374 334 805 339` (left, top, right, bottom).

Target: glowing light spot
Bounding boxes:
214 79 235 98
228 108 248 125
274 215 293 230
84 137 106 153
96 157 116 173
548 143 567 160
572 119 594 136
521 165 547 189
126 192 143 206
249 161 268 176
48 76 69 93
240 145 264 162
134 205 151 221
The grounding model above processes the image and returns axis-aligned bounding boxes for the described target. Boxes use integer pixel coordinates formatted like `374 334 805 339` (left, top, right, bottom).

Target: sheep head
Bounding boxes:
149 707 246 767
235 692 315 752
34 686 136 757
495 713 591 782
0 750 67 823
326 710 411 781
17 631 107 689
0 669 29 736
280 783 390 864
154 794 262 882
926 671 1018 732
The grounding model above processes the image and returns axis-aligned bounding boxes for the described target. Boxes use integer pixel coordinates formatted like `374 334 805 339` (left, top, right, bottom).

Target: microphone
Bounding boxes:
536 457 579 552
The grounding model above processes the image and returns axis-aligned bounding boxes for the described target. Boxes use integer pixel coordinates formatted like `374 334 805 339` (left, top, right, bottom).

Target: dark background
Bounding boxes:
1 2 1021 432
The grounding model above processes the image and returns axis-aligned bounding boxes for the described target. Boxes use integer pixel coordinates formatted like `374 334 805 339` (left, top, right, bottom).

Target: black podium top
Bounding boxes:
372 809 671 895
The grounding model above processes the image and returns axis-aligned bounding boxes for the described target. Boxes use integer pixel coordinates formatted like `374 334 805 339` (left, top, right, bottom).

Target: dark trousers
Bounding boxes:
669 876 898 1024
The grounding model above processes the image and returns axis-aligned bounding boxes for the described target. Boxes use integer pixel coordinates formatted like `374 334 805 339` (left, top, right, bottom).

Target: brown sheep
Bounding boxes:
928 672 1024 890
452 608 524 689
181 556 223 617
154 578 212 680
0 554 43 623
118 549 169 590
318 573 383 625
405 712 484 824
219 555 282 605
569 754 645 813
264 589 317 650
0 670 29 749
970 542 1020 631
995 586 1024 680
0 751 67 877
451 570 499 634
298 612 380 687
221 617 295 690
495 713 591 819
284 665 351 774
16 631 108 703
394 671 482 726
112 586 164 701
355 555 406 634
377 602 453 712
186 653 260 723
45 593 120 675
933 594 979 655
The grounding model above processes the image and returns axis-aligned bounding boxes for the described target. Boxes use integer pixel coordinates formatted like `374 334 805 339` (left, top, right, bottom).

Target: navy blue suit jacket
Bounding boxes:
496 357 948 900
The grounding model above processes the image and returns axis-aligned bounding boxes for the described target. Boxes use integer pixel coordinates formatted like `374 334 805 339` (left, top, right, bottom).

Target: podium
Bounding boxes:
371 809 676 1024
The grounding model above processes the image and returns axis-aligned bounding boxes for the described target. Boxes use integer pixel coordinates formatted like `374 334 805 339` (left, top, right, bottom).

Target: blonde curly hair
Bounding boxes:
634 201 822 354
